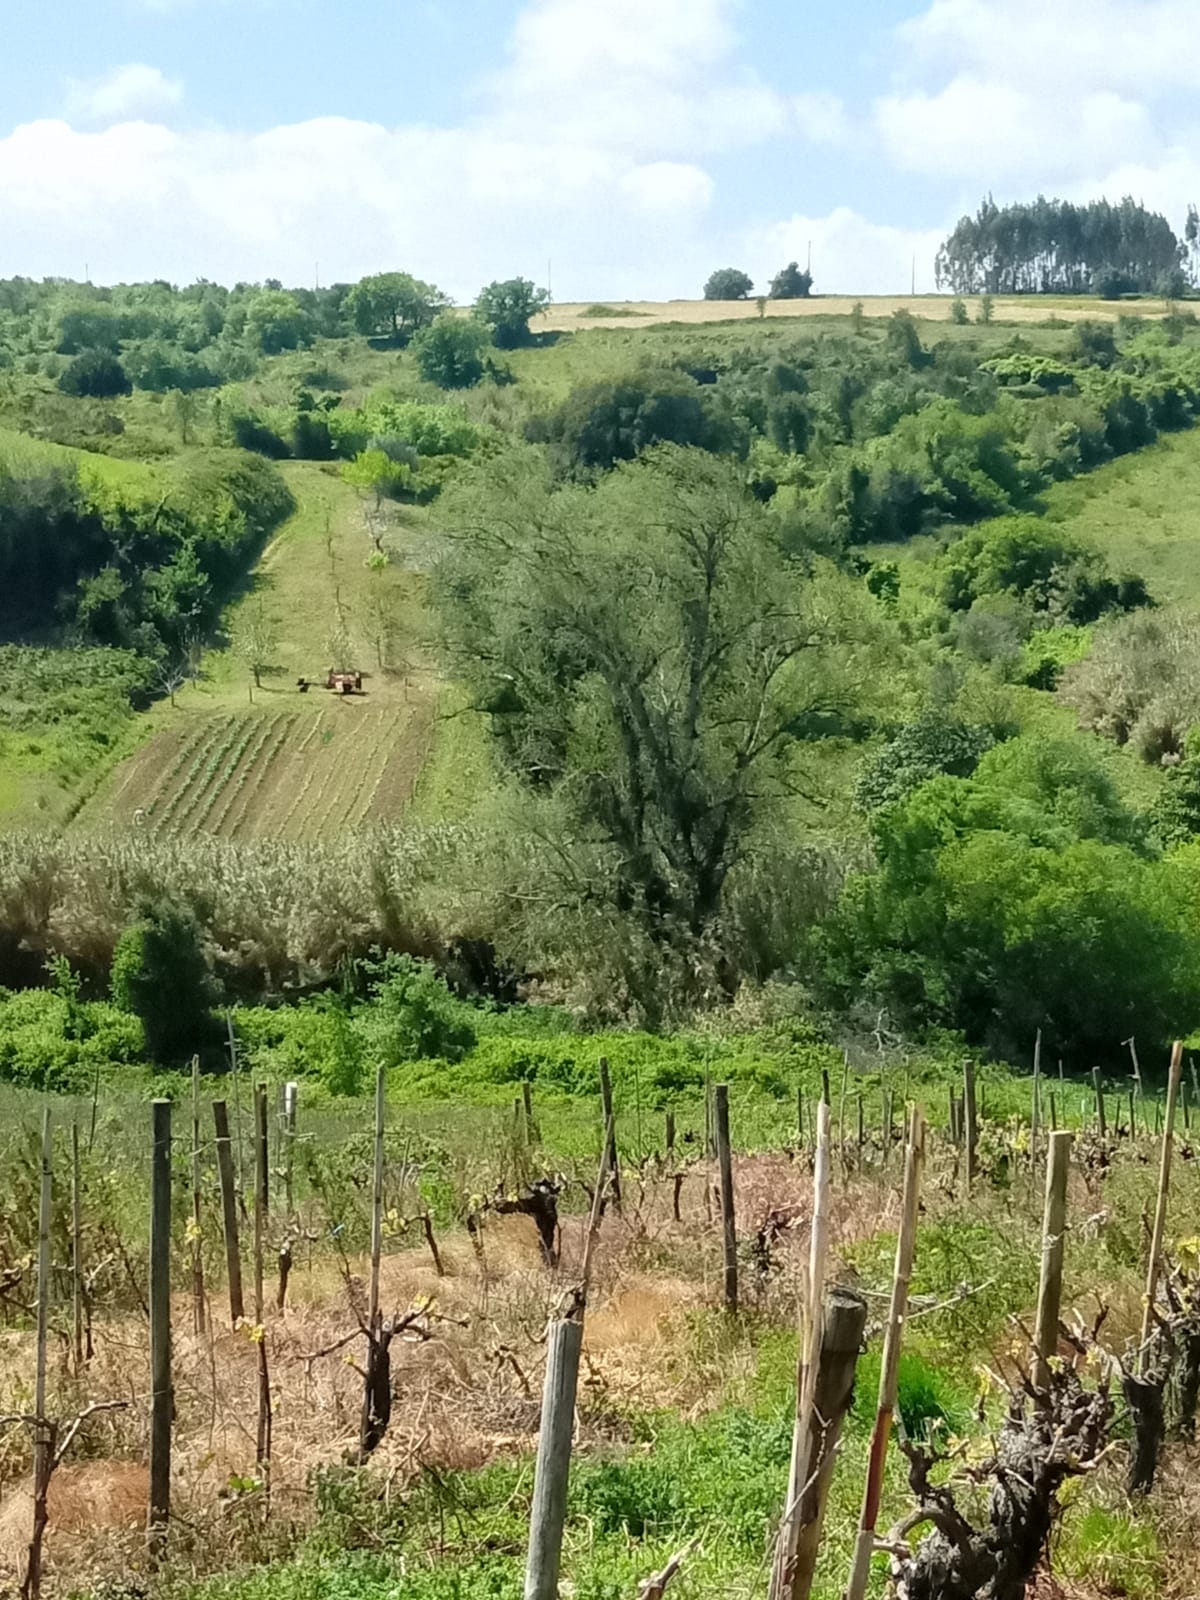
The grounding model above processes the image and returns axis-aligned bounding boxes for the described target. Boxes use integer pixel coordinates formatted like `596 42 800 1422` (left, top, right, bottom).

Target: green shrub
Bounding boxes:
357 955 478 1066
58 349 131 398
111 895 221 1063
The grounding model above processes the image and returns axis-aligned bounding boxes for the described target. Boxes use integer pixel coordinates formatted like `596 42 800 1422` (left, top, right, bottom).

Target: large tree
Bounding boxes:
475 279 550 348
432 446 856 1003
346 272 448 341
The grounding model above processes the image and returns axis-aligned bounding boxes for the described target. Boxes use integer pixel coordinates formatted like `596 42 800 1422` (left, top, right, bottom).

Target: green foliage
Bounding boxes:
703 268 754 301
356 954 478 1066
937 195 1183 295
58 349 131 398
341 447 412 501
245 290 312 355
530 372 726 474
475 279 550 349
854 714 995 813
110 895 221 1062
937 517 1148 625
823 734 1198 1062
0 987 144 1090
346 272 447 342
414 315 489 389
949 296 969 325
768 262 813 299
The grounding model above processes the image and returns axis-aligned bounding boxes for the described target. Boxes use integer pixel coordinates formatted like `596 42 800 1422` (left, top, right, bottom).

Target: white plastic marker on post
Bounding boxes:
844 1104 925 1600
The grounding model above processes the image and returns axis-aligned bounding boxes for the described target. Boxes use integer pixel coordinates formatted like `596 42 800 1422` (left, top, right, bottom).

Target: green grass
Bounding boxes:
0 422 165 491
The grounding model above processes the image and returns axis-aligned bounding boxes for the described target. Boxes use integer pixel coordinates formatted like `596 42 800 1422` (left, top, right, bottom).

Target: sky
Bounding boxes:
2 0 1200 300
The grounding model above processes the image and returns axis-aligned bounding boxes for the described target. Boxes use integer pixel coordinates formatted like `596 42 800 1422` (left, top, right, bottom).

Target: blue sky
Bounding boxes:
1 0 1198 298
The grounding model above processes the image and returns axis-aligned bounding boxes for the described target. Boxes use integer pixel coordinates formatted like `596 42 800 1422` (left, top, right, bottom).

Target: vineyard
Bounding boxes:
74 700 435 839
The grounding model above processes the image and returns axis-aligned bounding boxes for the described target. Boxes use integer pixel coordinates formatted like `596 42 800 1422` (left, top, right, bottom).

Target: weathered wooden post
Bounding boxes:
664 1110 675 1160
796 1085 805 1147
1030 1028 1042 1166
1140 1041 1184 1366
844 1105 925 1600
598 1057 621 1214
283 1081 298 1214
252 1085 271 1473
225 1011 246 1206
254 1083 269 1217
1033 1130 1072 1391
522 1081 538 1146
191 1057 206 1336
70 1120 85 1375
359 1064 388 1460
24 1109 53 1600
1092 1068 1107 1137
714 1083 737 1313
786 1290 867 1600
148 1100 172 1556
524 1317 584 1600
212 1100 244 1324
963 1059 978 1192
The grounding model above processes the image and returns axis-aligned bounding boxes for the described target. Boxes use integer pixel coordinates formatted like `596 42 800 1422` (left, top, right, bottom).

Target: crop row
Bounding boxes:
184 718 262 834
294 729 355 836
212 713 293 838
151 717 237 832
346 715 399 826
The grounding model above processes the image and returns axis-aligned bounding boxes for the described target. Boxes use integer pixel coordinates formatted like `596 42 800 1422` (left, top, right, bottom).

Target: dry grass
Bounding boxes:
0 1150 898 1592
536 296 1172 333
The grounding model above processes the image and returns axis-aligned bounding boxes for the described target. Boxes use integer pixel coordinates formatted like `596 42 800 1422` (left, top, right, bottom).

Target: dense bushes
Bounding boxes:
528 372 729 474
0 450 294 657
1059 608 1200 762
824 734 1199 1061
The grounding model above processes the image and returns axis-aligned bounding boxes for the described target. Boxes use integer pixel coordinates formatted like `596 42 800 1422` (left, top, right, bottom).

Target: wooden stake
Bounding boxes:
148 1100 172 1555
70 1121 85 1376
844 1106 925 1600
770 1100 833 1600
1031 1028 1042 1166
837 1054 849 1152
252 1085 271 1474
254 1083 269 1217
226 1011 245 1206
665 1110 676 1159
283 1081 298 1214
190 1057 205 1337
598 1057 621 1214
1140 1041 1184 1366
360 1064 387 1460
780 1289 867 1600
714 1084 737 1313
524 1317 585 1600
855 1093 864 1158
1033 1130 1072 1391
1092 1068 1107 1137
212 1100 244 1325
24 1108 53 1600
795 1085 804 1146
963 1059 978 1192
521 1081 538 1146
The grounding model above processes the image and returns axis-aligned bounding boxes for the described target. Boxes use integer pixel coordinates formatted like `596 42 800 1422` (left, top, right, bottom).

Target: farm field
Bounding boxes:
535 292 1176 333
73 700 434 838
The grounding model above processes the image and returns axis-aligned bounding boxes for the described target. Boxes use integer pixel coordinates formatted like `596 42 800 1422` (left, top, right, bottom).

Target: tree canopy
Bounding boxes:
936 195 1184 297
769 263 814 299
704 268 754 301
475 279 550 348
345 272 448 342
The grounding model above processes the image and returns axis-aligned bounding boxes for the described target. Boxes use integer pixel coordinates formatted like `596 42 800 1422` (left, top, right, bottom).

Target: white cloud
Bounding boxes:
64 63 183 126
792 91 854 147
745 207 948 297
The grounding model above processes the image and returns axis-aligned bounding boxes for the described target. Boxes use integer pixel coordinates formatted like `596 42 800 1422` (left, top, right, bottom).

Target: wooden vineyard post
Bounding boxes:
212 1101 244 1325
1128 1036 1145 1121
148 1100 172 1557
770 1098 832 1600
254 1084 269 1218
796 1085 805 1147
1092 1069 1107 1138
881 1089 893 1168
665 1110 675 1160
786 1290 867 1600
1031 1028 1042 1167
226 1011 246 1207
191 1057 206 1336
963 1059 978 1193
359 1064 387 1460
855 1093 864 1160
598 1057 621 1214
714 1084 738 1313
521 1081 538 1146
252 1085 271 1475
837 1054 849 1154
71 1120 86 1375
1140 1041 1184 1366
524 1316 585 1600
1033 1130 1072 1391
23 1108 53 1600
524 1137 611 1600
844 1106 925 1600
283 1081 298 1214
1183 1077 1191 1133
